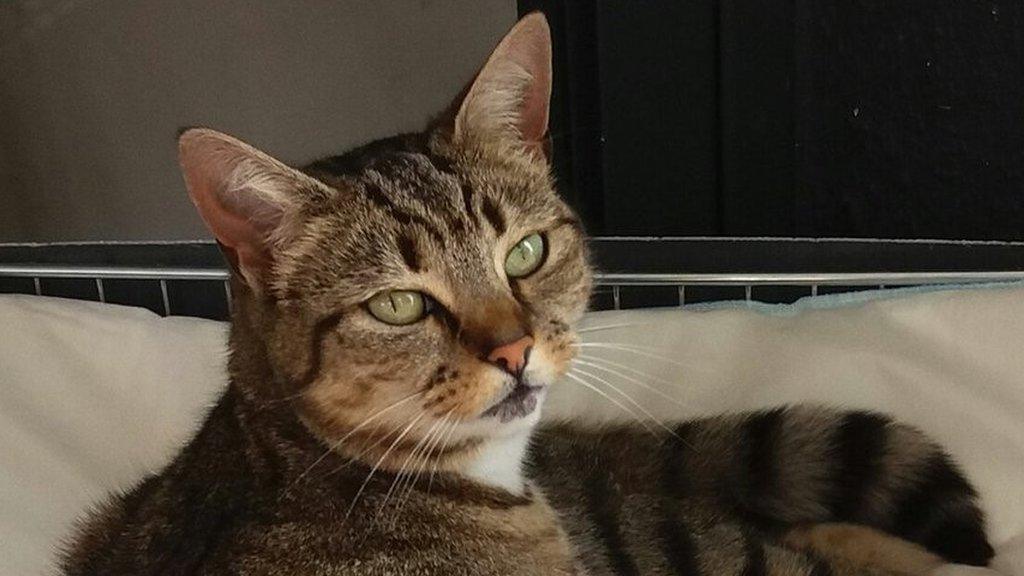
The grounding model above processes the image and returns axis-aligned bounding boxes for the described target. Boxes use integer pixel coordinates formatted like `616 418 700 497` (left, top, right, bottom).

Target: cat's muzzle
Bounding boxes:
481 378 545 423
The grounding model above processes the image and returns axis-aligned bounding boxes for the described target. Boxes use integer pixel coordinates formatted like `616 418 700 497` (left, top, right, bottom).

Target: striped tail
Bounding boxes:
532 405 995 571
683 406 994 566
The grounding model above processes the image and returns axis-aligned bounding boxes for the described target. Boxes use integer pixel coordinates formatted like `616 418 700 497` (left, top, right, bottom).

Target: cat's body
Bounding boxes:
62 13 994 576
63 392 991 575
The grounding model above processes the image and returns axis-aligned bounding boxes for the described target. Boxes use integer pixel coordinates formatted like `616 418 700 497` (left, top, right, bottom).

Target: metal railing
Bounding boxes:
4 264 1024 314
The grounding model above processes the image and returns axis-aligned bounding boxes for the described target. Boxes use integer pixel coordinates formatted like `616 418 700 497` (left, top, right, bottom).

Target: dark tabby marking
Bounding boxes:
532 407 993 575
741 530 768 576
657 514 702 576
829 411 889 521
891 453 992 565
294 311 345 388
360 179 446 244
460 181 478 226
738 407 787 531
808 555 834 576
582 468 640 576
396 233 421 272
61 13 993 576
481 195 507 235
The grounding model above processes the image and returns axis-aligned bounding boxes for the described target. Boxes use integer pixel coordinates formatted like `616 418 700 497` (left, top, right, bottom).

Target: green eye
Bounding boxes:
367 290 426 325
504 233 546 278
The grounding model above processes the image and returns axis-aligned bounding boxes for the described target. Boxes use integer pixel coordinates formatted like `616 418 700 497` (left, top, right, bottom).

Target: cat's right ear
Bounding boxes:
177 128 330 290
449 12 552 153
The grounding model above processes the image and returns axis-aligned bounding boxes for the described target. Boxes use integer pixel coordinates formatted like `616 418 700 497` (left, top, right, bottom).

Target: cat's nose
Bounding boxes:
487 335 534 376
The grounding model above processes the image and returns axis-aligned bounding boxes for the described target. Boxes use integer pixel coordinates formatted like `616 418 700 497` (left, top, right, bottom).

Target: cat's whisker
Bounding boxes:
387 412 451 520
563 371 658 436
343 411 426 525
390 412 455 527
569 367 682 441
572 358 689 409
289 391 424 490
576 322 649 334
374 415 447 528
427 416 461 496
320 419 401 480
412 413 454 493
576 341 681 355
573 342 702 372
575 353 683 388
576 354 714 415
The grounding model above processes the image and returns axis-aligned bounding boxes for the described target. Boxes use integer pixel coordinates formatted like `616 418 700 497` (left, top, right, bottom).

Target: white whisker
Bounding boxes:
289 391 423 490
343 411 426 525
389 412 450 510
575 353 682 388
570 366 682 441
563 371 658 435
573 342 700 372
427 417 460 495
577 322 648 334
373 415 446 528
572 358 688 409
390 412 454 526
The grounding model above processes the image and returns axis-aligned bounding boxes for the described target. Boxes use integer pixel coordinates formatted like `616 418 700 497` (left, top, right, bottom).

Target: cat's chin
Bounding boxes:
481 381 546 423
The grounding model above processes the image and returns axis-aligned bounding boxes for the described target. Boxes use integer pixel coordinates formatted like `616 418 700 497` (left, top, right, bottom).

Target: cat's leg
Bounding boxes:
719 521 960 576
782 523 944 576
684 514 946 576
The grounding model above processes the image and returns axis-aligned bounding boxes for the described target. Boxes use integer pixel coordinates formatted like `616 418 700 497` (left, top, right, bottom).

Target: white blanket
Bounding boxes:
1 287 1021 575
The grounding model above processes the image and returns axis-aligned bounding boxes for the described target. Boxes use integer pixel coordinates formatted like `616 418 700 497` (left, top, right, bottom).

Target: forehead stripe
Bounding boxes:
397 233 422 272
430 154 479 227
361 181 444 243
460 184 478 226
481 196 507 235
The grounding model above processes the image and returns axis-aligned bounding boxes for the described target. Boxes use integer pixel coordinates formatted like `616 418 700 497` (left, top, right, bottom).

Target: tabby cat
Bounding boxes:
62 13 994 576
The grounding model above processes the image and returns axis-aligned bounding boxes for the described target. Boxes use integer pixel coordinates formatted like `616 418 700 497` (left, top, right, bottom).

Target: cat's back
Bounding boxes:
60 392 264 575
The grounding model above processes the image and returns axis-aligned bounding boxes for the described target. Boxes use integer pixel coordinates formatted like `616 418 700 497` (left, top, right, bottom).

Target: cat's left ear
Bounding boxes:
451 12 552 151
177 128 332 290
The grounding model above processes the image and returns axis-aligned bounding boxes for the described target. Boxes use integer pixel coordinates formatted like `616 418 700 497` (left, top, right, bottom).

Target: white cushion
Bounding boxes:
0 295 226 575
1 286 1022 575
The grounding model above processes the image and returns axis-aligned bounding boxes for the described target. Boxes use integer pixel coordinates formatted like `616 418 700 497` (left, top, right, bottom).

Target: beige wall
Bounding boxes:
0 0 516 241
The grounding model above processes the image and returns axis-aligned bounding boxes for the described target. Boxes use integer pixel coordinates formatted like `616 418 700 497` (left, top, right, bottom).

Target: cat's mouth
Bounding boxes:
481 380 545 423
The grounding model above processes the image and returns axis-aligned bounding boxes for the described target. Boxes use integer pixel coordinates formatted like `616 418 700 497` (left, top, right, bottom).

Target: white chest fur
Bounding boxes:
462 431 533 494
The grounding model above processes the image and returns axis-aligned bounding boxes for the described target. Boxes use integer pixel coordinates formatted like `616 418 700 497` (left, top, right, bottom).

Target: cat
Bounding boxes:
61 13 993 576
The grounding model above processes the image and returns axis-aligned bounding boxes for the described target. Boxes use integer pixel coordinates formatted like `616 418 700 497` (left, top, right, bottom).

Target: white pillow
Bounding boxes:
1 287 1022 575
0 295 227 575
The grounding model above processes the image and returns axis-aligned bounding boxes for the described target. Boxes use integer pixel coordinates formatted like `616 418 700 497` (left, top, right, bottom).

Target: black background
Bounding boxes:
519 1 1024 240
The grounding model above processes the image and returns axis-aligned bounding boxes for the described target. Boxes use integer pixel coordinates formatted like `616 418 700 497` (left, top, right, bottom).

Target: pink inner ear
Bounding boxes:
503 16 552 143
180 144 278 273
454 13 553 146
193 189 275 271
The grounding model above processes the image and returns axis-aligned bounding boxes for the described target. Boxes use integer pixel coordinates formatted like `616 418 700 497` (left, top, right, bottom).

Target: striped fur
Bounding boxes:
531 406 994 575
61 13 993 576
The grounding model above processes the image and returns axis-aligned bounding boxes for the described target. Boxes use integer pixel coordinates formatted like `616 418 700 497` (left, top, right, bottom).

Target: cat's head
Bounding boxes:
178 14 590 473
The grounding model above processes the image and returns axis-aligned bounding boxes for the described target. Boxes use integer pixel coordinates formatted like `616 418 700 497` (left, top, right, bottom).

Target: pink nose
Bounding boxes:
487 335 534 376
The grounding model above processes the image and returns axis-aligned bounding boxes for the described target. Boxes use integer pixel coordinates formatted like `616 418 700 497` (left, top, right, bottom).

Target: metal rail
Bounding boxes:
593 271 1024 286
3 265 1024 286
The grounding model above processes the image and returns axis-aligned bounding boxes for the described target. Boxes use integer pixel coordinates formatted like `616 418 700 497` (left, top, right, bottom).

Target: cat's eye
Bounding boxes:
504 233 546 278
367 290 426 325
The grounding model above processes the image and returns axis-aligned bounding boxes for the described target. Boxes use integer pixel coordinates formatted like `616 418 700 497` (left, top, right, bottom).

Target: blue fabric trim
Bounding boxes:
682 281 1024 317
